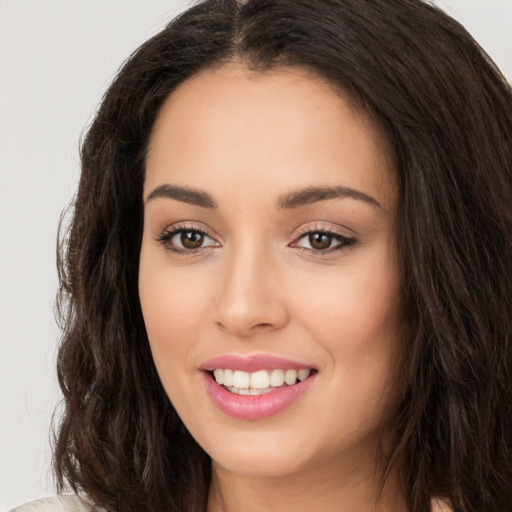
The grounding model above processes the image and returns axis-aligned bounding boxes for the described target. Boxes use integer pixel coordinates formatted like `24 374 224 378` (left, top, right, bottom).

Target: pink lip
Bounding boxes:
200 354 314 373
202 372 316 420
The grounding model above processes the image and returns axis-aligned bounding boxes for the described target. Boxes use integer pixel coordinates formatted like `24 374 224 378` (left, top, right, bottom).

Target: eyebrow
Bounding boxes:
145 184 217 208
145 183 381 210
277 186 382 209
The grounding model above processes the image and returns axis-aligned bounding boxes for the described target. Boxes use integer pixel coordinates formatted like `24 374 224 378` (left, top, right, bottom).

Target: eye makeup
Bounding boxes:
155 221 357 258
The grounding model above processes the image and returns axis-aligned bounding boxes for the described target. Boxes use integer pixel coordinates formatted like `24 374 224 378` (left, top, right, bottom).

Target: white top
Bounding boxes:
10 496 97 512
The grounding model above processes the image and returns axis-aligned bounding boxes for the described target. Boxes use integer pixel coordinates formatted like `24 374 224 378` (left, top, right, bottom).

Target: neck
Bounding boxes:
206 453 408 512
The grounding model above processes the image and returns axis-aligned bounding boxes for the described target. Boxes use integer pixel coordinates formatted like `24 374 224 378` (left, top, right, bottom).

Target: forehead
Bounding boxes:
145 63 396 211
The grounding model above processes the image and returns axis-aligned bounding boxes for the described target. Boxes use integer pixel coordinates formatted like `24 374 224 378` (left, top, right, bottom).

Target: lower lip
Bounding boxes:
202 372 316 420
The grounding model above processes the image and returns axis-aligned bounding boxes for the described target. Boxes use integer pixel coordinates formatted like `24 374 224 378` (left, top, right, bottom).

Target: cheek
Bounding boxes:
139 228 213 326
294 249 399 350
290 248 401 415
140 274 206 333
138 245 209 377
138 263 208 428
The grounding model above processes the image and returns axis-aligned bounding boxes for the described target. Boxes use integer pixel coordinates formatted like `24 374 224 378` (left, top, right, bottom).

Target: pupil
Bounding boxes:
309 232 332 250
181 231 204 249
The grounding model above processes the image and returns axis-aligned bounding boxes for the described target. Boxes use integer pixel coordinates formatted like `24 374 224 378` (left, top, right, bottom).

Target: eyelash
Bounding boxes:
155 224 357 256
155 224 218 256
292 226 357 254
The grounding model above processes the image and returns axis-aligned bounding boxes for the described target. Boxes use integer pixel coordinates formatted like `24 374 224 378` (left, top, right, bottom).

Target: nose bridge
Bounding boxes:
215 239 288 336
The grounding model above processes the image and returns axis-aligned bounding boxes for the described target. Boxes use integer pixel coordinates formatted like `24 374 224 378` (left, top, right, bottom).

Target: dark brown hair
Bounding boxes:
54 1 512 511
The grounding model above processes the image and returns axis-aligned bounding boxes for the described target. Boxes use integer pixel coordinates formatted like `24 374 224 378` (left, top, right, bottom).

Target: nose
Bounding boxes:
214 245 289 338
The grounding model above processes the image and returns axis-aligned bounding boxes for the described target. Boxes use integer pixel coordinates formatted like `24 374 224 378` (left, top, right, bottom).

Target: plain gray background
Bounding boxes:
1 1 511 509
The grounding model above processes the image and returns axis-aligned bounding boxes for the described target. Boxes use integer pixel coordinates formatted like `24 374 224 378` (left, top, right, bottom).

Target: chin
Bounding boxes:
211 449 312 479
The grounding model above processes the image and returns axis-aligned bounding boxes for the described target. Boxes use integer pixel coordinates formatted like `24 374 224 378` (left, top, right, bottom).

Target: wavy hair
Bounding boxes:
54 1 512 511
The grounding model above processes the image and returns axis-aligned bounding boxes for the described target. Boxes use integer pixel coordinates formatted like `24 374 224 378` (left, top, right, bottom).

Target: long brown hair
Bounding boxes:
54 1 512 511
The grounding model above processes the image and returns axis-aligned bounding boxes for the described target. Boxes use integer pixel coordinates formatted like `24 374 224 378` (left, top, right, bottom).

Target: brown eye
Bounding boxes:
156 227 219 253
181 231 204 249
308 232 333 250
291 229 356 254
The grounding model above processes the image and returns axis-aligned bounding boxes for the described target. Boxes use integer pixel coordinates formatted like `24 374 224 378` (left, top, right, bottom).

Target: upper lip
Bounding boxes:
200 354 315 373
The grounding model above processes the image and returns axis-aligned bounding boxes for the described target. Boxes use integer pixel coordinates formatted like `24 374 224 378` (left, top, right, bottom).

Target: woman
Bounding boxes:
13 0 512 511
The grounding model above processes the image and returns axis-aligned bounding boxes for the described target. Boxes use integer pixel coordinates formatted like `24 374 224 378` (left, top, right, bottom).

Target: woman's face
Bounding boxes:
139 64 400 480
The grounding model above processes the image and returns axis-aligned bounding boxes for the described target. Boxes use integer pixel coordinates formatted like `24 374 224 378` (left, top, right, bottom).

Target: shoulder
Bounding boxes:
10 496 101 512
432 497 452 512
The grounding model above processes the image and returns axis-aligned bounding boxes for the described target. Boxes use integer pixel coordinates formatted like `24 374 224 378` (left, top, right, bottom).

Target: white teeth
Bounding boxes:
298 369 311 381
269 369 285 387
212 367 314 392
226 386 276 396
284 369 298 385
232 370 251 389
213 369 224 385
250 370 270 389
223 369 234 387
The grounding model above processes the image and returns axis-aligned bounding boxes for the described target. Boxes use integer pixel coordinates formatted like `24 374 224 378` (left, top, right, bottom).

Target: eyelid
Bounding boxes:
295 221 355 239
157 221 220 239
290 222 357 254
155 222 221 254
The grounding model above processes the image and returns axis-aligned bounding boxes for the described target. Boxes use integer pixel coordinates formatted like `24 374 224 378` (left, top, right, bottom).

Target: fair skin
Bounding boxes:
139 63 406 511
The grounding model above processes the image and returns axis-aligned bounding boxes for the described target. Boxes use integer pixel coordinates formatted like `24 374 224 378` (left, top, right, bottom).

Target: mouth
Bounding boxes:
210 368 316 395
200 356 318 420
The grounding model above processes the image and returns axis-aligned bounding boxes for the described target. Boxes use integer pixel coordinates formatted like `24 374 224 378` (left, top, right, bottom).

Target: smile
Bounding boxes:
200 355 317 420
212 368 312 395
